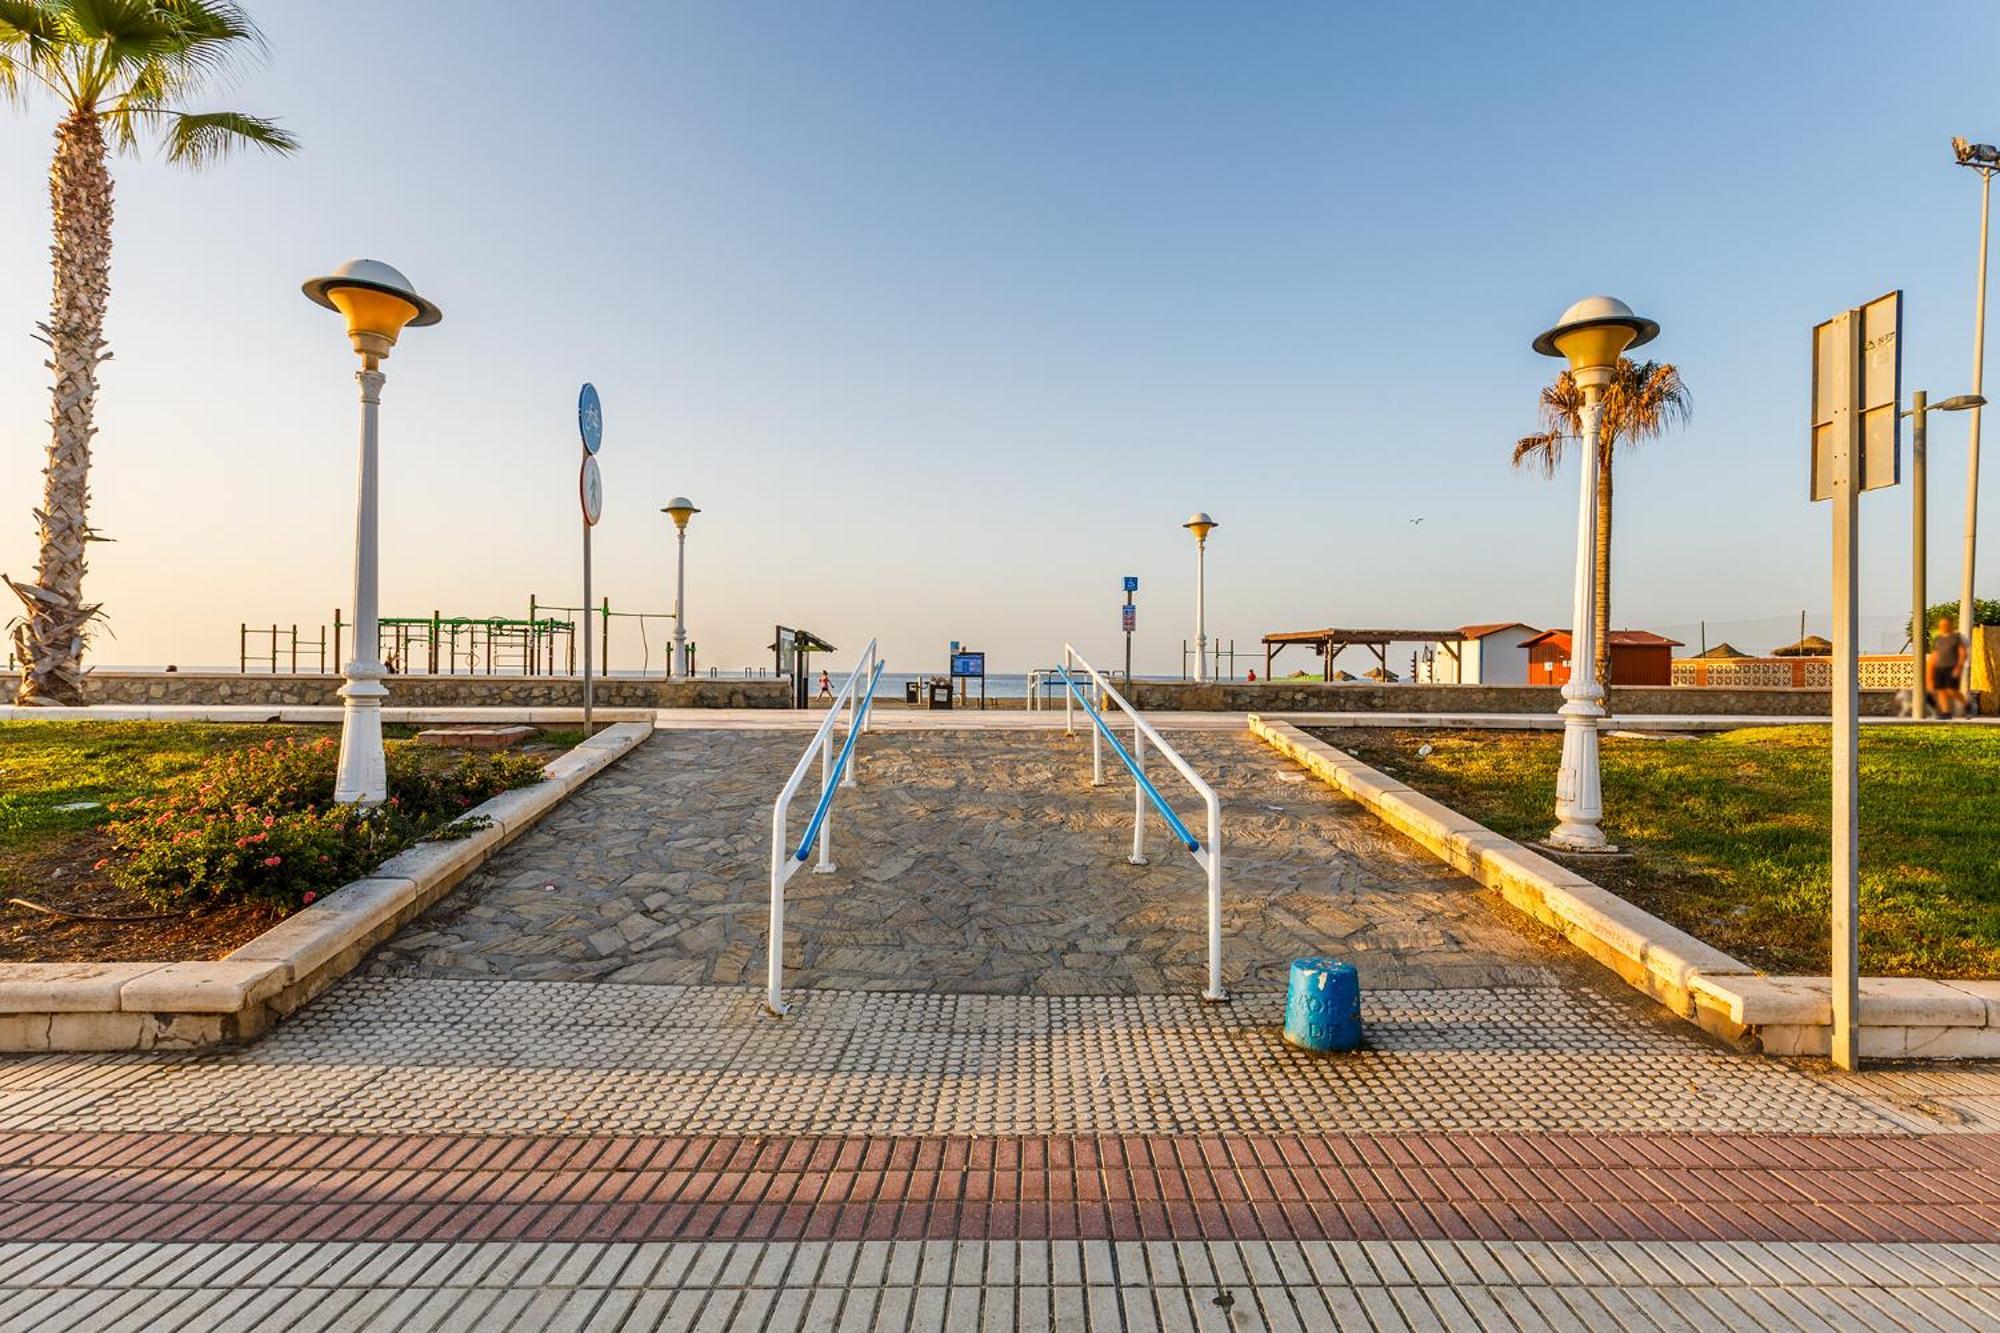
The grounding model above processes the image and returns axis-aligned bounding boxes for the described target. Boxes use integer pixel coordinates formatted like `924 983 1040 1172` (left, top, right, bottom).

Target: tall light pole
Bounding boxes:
662 497 699 677
1532 296 1658 852
1183 513 1217 682
1903 391 1987 718
1954 137 2000 653
302 260 441 806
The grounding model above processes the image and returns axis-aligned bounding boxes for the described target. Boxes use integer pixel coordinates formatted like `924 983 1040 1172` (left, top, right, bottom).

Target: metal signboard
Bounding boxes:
1123 576 1139 593
950 651 985 678
1811 291 1901 500
578 383 604 455
1121 604 1136 633
580 455 604 525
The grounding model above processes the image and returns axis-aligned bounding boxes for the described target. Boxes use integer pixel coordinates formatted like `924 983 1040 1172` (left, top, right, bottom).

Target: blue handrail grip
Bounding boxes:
792 660 886 863
1055 665 1201 853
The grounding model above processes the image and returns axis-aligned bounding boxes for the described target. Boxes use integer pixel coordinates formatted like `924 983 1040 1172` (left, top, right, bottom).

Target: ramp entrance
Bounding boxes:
762 641 1230 1014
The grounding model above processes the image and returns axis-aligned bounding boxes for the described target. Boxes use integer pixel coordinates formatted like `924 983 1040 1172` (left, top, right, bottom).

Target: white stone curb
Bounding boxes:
1249 715 2000 1060
0 722 651 1052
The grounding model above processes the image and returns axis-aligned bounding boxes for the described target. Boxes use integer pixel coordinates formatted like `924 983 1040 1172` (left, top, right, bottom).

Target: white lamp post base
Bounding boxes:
334 669 389 805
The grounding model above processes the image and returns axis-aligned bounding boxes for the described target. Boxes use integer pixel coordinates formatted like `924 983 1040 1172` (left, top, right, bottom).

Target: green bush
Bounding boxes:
98 736 545 914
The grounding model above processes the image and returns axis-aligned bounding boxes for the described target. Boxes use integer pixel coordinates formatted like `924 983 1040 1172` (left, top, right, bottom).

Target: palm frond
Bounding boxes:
1512 431 1565 476
156 106 294 163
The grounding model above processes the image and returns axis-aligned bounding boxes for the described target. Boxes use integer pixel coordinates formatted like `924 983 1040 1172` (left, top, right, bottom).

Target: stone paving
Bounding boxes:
0 978 1903 1137
368 729 1574 995
6 718 2000 1327
3 1238 1997 1331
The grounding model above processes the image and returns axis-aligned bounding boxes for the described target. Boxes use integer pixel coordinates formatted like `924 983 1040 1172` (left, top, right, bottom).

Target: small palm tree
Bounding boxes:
1514 358 1691 688
1 1 296 704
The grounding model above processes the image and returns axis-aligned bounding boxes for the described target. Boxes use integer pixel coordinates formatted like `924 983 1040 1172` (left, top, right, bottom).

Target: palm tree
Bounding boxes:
0 1 296 704
1514 358 1691 689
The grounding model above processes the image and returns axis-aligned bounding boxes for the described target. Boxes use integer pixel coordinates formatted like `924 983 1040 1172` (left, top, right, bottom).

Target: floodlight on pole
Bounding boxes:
1903 391 1987 719
1955 137 2000 655
663 497 700 677
1531 295 1658 852
1183 512 1217 683
302 260 442 807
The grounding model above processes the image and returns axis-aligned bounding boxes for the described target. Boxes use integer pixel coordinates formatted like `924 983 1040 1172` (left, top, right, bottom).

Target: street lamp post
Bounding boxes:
1183 512 1217 682
1532 296 1658 852
662 497 699 677
302 260 442 806
1954 137 2000 657
1903 392 1987 718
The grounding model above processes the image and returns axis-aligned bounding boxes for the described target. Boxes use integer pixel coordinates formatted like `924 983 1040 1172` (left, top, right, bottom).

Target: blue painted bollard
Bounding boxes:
1283 957 1360 1052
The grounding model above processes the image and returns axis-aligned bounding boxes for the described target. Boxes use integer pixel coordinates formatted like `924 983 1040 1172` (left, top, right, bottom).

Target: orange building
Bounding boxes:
1521 629 1682 686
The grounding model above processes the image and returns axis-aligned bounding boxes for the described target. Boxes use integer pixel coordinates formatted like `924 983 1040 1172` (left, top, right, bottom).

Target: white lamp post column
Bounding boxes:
303 259 442 807
337 365 389 804
1552 380 1610 848
1183 512 1217 682
1955 140 1999 652
663 497 700 678
1532 296 1658 853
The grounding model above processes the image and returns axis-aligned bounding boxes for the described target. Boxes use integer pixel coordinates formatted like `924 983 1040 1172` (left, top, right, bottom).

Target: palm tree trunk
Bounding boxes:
1594 445 1614 693
8 112 112 705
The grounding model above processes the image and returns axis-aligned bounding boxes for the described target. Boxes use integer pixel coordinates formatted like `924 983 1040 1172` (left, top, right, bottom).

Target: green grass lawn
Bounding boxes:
1308 725 2000 978
0 721 315 877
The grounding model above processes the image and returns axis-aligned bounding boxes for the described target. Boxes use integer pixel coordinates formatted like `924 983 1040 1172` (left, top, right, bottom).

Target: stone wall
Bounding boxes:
1129 680 1905 716
0 672 792 709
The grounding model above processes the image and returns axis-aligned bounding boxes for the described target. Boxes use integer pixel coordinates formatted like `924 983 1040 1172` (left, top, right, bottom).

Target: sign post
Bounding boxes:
1810 291 1901 1071
1122 576 1139 684
578 384 605 733
950 648 987 710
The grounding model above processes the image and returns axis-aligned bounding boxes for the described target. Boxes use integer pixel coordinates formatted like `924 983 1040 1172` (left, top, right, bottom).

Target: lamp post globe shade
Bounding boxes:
1532 295 1658 376
1183 511 1218 542
662 497 700 530
303 259 442 360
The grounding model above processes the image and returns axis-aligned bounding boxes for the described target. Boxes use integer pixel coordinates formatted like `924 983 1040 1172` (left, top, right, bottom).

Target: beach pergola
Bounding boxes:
1261 627 1468 681
1772 634 1834 658
1688 641 1752 660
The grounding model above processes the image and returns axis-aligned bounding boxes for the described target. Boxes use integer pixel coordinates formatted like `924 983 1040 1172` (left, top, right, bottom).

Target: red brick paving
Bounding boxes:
0 1131 1994 1244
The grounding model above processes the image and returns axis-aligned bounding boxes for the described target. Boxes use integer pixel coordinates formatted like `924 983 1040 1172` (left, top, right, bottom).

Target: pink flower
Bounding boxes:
263 856 282 868
262 815 275 829
92 858 108 871
301 890 315 904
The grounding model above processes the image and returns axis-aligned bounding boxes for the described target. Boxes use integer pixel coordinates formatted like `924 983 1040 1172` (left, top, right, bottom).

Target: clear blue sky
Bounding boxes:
2 0 1997 673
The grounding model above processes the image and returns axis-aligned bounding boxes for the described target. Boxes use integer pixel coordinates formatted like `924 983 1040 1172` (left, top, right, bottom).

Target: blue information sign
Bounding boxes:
951 651 985 678
1123 575 1139 593
578 383 604 455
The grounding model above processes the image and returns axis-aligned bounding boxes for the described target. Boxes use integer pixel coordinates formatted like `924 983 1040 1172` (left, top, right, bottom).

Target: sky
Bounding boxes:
3 0 1999 676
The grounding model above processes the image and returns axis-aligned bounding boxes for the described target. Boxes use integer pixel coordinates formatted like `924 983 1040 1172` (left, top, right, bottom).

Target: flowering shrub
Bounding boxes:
99 737 546 913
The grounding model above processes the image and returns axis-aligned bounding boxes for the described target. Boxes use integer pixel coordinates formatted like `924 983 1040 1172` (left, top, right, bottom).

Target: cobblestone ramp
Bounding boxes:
368 729 1576 995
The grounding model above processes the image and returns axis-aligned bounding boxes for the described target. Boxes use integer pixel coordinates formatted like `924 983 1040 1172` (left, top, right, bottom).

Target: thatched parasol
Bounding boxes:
1363 666 1400 682
1771 634 1832 658
1688 642 1752 660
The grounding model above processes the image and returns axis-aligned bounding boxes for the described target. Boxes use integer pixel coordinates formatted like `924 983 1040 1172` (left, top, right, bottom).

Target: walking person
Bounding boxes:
1929 615 1968 719
818 670 832 701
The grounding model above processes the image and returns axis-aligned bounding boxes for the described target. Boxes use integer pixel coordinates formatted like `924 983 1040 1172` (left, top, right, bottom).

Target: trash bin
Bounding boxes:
904 680 921 704
928 680 953 710
1282 957 1360 1052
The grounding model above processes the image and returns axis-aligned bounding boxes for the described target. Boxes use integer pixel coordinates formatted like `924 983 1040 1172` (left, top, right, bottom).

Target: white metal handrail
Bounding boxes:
1061 642 1226 1002
1025 667 1071 710
767 638 881 1016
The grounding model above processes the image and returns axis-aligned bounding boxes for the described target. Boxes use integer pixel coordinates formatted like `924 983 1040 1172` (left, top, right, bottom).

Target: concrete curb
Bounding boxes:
0 722 652 1052
1249 715 2000 1059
